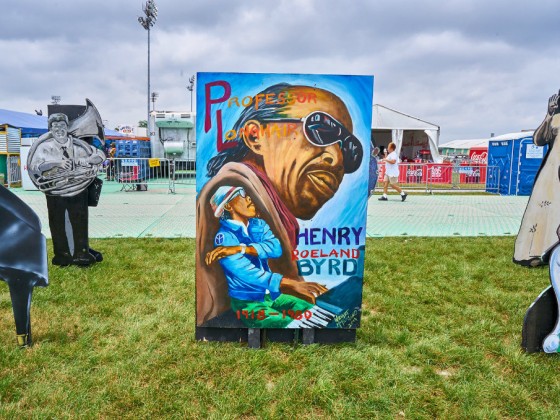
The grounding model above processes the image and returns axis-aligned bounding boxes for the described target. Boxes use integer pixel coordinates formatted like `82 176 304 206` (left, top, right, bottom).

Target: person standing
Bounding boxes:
107 143 117 181
368 146 380 198
378 142 407 201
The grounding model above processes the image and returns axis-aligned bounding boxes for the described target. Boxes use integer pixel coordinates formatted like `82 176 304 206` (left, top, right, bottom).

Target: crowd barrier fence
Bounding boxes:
377 162 500 193
7 155 22 187
102 157 195 192
100 159 500 194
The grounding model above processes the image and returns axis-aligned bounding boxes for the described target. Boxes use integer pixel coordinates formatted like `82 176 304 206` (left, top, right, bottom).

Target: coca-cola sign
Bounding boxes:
469 151 488 164
430 166 443 178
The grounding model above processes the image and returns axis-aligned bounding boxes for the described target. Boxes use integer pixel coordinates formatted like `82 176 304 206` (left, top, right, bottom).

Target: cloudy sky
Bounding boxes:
2 0 559 143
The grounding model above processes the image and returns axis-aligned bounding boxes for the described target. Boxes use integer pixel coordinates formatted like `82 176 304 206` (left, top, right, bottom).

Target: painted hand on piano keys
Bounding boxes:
280 278 328 304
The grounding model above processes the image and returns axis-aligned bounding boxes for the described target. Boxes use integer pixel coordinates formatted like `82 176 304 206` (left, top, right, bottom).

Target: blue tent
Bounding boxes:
0 108 123 138
0 109 48 137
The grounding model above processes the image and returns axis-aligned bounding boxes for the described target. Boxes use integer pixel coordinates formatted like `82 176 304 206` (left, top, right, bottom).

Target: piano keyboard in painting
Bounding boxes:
286 305 337 328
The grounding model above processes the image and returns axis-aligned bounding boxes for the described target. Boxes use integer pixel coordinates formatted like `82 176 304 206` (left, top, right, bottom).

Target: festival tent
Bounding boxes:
371 104 442 163
439 138 490 157
0 109 48 138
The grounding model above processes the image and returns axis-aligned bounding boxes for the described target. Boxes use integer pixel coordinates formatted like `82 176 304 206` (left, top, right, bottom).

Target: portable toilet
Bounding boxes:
486 131 548 195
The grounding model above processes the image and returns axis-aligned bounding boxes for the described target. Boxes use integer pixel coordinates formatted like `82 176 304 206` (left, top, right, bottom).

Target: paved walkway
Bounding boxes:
9 184 529 239
366 193 527 237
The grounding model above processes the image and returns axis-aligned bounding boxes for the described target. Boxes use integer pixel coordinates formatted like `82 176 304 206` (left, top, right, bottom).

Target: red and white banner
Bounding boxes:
469 147 488 165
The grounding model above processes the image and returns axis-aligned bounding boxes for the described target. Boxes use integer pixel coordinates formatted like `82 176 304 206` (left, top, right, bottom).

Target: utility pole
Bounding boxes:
187 75 195 112
138 0 158 137
151 92 159 112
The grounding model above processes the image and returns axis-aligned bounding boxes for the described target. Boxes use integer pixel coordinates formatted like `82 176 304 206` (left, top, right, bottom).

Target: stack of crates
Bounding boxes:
114 140 151 182
115 139 151 158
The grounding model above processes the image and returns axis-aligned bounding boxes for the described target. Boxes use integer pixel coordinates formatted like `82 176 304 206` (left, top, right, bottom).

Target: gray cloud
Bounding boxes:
1 0 559 141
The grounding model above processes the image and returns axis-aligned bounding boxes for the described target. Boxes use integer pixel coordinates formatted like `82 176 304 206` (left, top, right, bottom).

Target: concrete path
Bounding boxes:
10 184 529 239
366 194 527 238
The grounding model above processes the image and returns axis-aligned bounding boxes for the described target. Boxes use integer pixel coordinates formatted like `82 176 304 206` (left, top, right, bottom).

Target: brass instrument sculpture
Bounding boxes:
27 99 106 267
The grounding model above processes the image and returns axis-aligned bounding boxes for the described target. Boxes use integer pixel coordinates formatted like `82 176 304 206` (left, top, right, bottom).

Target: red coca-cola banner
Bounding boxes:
426 163 452 184
469 147 488 165
459 162 487 183
377 162 484 185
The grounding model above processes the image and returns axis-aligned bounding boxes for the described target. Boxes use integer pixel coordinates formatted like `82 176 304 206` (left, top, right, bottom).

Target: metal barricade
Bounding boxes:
377 162 429 191
484 166 500 194
168 158 196 193
7 155 21 187
105 158 498 194
426 163 454 192
426 163 499 193
376 162 499 193
105 157 196 192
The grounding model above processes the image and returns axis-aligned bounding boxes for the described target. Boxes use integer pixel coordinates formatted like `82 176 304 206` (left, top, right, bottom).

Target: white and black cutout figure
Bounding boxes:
517 91 560 353
27 99 106 267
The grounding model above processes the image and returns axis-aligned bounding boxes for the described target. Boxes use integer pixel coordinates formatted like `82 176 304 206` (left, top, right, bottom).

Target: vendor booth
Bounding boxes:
371 104 443 163
439 138 489 160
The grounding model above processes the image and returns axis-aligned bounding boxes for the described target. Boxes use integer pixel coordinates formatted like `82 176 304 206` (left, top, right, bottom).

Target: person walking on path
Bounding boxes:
379 142 407 201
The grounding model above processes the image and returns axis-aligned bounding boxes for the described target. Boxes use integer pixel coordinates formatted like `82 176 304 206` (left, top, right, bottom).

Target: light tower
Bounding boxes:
138 0 158 136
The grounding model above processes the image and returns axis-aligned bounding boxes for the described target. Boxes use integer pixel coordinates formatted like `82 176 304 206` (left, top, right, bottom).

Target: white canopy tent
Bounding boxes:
371 104 442 163
439 132 535 157
439 138 490 157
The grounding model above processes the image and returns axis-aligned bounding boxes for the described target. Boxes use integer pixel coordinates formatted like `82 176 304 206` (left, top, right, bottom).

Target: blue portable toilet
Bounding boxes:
486 132 548 195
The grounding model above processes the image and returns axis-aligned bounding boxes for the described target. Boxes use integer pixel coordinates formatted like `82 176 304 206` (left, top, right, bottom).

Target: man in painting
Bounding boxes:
196 83 364 324
205 185 327 328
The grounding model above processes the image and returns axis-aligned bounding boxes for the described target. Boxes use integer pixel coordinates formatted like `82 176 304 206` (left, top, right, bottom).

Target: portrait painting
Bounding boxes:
196 72 373 329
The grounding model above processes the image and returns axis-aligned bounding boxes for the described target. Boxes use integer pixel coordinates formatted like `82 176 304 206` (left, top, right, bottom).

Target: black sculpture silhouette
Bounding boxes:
0 185 48 347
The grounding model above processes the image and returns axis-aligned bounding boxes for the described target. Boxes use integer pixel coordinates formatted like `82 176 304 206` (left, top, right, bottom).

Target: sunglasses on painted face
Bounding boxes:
261 111 363 174
228 188 247 202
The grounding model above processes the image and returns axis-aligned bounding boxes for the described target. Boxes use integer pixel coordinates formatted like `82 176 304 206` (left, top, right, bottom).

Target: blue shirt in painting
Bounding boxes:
215 218 283 302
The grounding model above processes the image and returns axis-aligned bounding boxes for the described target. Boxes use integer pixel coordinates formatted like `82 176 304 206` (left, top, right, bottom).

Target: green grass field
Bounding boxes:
0 237 558 418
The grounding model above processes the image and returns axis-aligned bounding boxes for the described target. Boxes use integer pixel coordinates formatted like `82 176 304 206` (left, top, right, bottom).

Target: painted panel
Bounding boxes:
195 72 373 329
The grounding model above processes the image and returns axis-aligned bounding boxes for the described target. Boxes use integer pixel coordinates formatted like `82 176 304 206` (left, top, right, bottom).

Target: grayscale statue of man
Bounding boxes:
27 100 106 267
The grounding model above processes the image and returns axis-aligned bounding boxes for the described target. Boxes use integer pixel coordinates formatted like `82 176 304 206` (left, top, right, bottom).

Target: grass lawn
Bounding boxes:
0 237 558 418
